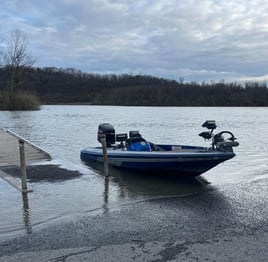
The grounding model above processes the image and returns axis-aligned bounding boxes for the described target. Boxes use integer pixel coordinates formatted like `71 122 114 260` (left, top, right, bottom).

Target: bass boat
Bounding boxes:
80 121 239 177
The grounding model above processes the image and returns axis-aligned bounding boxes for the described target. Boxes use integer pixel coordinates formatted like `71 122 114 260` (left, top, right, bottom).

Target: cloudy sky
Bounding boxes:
1 0 268 82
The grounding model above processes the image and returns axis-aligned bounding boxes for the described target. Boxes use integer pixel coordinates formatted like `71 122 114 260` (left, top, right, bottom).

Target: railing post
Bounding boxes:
19 139 27 192
100 136 109 176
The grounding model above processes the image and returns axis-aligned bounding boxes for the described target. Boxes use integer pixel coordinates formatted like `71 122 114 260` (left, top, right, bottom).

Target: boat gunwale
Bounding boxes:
80 146 235 160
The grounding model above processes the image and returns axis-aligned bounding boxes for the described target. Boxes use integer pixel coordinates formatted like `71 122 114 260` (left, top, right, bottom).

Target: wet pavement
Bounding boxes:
0 165 267 261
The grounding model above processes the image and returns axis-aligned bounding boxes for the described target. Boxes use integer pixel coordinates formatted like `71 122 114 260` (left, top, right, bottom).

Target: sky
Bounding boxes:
1 0 268 82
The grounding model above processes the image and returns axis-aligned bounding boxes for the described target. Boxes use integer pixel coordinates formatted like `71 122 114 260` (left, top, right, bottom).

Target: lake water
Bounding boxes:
0 106 268 238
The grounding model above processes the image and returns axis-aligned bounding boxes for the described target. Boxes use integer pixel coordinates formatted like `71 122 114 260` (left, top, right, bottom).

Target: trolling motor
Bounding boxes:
213 131 239 152
199 120 239 152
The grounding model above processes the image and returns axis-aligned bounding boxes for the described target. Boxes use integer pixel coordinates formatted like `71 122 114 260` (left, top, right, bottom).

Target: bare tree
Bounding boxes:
2 29 35 93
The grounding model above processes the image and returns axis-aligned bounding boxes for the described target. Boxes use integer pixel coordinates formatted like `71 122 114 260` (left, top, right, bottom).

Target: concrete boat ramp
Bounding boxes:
0 128 51 192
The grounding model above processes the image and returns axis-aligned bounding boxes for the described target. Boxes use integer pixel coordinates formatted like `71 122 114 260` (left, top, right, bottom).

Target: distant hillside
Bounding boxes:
0 67 268 106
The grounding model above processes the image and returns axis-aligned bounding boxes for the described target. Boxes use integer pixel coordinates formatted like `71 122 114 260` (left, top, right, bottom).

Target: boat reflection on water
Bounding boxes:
83 159 212 200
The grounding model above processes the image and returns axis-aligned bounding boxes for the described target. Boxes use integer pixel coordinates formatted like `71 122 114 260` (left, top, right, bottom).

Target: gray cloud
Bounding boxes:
1 0 268 82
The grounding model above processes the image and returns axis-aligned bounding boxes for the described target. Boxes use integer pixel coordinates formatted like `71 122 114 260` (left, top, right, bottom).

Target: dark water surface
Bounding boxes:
0 106 267 238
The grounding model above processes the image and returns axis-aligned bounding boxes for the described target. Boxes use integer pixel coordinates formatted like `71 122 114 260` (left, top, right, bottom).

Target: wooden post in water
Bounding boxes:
100 136 109 176
19 139 27 192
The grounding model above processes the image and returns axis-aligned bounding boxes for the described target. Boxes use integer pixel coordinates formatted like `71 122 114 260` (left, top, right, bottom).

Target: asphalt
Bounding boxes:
0 166 267 261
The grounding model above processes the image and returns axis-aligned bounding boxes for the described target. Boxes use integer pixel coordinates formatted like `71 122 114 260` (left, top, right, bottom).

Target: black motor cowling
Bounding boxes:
97 123 115 147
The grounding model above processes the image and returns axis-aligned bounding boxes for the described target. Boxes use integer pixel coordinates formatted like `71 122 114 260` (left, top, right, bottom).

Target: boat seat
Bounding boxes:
126 137 151 151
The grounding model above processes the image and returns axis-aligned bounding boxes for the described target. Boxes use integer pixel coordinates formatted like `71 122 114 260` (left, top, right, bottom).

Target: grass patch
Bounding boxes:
0 91 40 110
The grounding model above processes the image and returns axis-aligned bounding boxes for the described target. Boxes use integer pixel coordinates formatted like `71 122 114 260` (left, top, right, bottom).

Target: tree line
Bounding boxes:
0 66 268 106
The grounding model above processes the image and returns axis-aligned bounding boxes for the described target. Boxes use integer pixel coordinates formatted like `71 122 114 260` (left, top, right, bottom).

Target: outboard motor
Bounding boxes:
97 123 115 147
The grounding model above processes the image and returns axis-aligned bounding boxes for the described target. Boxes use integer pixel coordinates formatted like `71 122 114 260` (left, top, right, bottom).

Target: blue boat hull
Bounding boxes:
80 145 235 177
